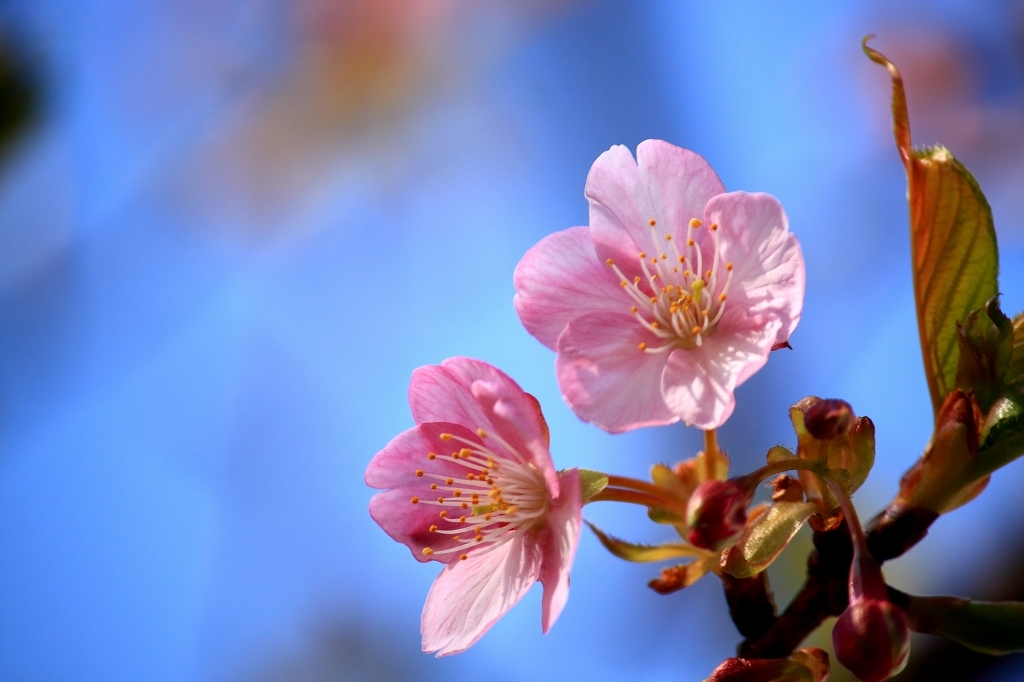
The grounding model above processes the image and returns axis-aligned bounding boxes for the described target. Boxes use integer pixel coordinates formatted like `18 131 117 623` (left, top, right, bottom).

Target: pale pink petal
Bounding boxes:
430 357 557 491
409 363 491 430
364 422 480 490
556 312 677 433
584 144 649 268
538 469 582 634
513 227 628 350
586 141 725 272
704 192 805 345
469 375 559 496
421 536 543 656
661 310 780 429
369 487 470 563
636 139 725 243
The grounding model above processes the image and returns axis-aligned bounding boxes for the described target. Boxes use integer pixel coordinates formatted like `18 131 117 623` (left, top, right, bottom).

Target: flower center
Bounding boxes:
606 217 733 352
411 428 550 561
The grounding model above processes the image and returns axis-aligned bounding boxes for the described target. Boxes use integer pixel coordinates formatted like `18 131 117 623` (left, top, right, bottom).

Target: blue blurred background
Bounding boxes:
2 1 1024 680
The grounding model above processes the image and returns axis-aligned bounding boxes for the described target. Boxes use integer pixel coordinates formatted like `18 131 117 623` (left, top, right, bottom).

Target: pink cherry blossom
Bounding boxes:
366 357 582 656
514 140 805 432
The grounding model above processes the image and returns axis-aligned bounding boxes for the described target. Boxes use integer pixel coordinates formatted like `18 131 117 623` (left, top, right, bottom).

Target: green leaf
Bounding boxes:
586 521 703 563
907 595 1024 655
864 40 999 417
576 469 609 505
722 502 818 578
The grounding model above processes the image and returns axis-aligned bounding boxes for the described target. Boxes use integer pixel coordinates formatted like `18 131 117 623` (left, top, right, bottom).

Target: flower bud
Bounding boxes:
803 398 855 440
686 479 753 550
831 597 910 682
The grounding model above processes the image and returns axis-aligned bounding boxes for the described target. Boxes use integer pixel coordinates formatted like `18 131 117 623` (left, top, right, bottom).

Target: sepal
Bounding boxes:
705 647 830 682
722 502 819 579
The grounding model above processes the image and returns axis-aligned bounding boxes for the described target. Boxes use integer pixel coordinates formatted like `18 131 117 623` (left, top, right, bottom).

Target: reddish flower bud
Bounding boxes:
832 597 910 682
686 479 753 550
803 398 855 440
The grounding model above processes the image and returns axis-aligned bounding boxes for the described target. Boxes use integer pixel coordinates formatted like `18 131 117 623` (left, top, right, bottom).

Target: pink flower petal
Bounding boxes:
364 422 480 490
421 536 543 656
513 227 626 350
636 139 726 243
409 363 493 430
432 357 558 494
538 469 583 634
586 141 724 270
369 487 471 563
556 311 677 433
661 310 780 429
469 375 559 496
704 192 805 345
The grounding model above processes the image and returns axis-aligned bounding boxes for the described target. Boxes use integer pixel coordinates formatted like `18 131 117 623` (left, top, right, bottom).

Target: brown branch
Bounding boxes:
734 502 937 658
721 572 778 641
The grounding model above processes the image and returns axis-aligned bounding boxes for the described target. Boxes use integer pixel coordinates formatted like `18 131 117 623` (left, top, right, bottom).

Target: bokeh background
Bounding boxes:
2 1 1024 680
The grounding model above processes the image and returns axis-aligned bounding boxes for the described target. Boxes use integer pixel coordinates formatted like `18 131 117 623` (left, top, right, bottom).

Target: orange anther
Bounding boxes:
689 218 702 228
415 469 424 477
410 496 419 504
460 554 468 561
439 433 452 442
649 219 657 226
429 524 438 532
422 548 433 555
638 342 647 351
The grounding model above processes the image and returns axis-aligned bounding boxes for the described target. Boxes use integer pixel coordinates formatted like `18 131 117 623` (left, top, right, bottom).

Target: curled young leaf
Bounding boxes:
585 521 704 563
722 502 819 579
955 296 1012 414
864 38 999 417
906 594 1024 656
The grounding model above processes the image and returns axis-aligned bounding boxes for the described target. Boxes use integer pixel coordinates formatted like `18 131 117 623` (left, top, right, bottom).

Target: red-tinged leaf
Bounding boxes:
864 38 999 417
